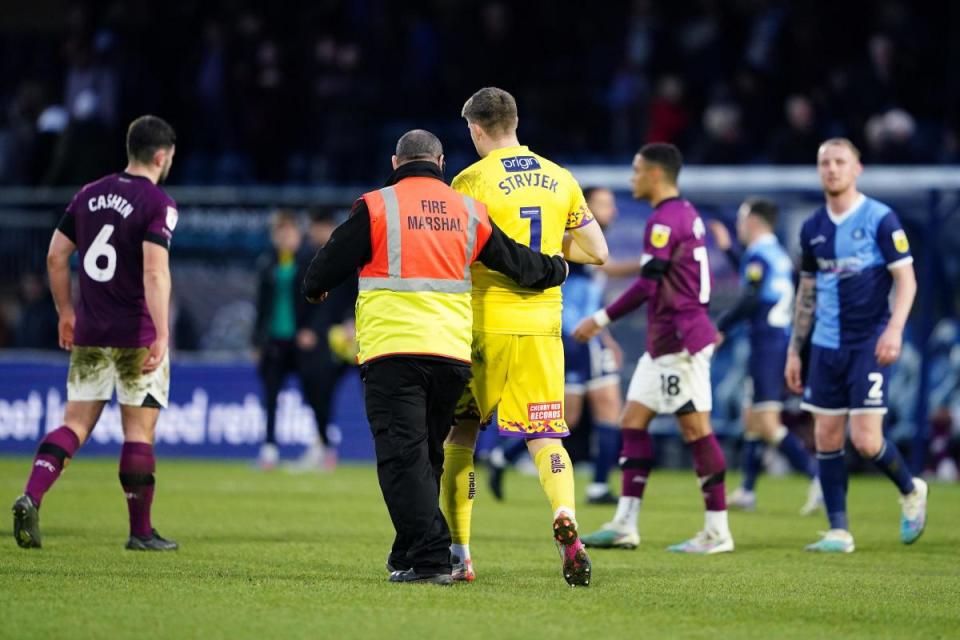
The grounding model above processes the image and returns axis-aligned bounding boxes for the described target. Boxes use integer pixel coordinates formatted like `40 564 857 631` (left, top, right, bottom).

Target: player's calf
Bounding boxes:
22 426 81 509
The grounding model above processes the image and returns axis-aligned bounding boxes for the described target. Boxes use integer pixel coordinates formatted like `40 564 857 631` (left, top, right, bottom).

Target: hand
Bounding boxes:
875 324 903 366
306 292 329 304
715 332 725 348
296 329 318 350
708 220 732 251
784 349 804 395
573 317 603 343
143 335 169 373
57 309 75 351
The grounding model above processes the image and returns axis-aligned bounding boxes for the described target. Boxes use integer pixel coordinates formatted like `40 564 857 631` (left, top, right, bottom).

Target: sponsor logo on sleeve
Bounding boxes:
650 223 672 249
166 206 179 231
566 204 594 229
692 216 705 239
500 156 541 172
892 229 909 253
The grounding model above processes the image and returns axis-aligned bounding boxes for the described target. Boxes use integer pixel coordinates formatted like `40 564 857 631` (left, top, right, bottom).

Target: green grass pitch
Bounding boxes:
1 457 957 639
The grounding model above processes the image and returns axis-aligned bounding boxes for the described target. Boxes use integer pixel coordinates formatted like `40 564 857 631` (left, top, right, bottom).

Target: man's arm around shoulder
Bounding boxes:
477 221 568 290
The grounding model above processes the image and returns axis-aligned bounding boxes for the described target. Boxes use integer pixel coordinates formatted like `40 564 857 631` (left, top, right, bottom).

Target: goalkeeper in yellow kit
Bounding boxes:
442 87 608 587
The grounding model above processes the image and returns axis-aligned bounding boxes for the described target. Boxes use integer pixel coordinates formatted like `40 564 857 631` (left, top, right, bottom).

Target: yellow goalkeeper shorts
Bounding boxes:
456 332 568 438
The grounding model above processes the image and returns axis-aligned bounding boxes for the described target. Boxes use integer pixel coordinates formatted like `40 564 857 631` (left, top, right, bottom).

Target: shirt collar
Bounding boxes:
653 196 682 209
748 232 777 249
826 193 866 225
486 145 529 158
384 160 445 186
119 171 151 182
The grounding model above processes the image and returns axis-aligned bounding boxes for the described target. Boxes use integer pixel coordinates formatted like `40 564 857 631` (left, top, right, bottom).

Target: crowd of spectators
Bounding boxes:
0 0 956 187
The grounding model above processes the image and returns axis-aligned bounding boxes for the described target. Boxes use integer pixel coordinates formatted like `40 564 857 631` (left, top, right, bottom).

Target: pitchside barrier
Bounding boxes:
0 354 369 460
0 167 957 470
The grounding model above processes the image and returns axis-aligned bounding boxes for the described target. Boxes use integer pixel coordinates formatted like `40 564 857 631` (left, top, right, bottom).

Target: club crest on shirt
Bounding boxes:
650 223 671 249
166 206 179 231
746 262 764 282
892 229 909 253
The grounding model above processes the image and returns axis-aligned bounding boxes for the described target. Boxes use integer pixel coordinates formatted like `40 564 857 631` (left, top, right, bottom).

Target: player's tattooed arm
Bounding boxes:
785 274 815 393
789 275 816 354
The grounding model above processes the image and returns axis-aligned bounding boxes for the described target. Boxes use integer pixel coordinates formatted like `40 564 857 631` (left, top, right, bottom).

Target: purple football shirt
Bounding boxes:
606 197 716 358
58 172 177 348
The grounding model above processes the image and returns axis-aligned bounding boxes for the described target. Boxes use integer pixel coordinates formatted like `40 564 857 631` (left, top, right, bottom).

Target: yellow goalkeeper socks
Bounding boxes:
441 444 476 546
534 443 576 520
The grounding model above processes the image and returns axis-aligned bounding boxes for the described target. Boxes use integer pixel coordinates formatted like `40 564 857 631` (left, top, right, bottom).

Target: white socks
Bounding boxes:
612 496 641 531
705 510 730 538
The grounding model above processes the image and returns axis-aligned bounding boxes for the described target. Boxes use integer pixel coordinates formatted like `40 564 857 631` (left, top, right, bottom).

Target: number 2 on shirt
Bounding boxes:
520 206 542 252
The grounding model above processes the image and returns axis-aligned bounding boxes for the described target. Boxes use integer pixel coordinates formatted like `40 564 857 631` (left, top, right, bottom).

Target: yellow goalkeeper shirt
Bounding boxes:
451 145 593 336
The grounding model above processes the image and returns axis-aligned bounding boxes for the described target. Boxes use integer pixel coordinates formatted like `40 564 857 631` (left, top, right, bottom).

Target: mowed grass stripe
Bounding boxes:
1 457 957 639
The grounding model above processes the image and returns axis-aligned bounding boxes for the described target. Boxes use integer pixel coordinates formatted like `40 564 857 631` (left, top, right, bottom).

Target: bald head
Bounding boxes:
394 129 444 166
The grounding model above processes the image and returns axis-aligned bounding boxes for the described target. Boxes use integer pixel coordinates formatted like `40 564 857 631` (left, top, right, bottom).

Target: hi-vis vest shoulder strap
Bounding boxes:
359 177 491 292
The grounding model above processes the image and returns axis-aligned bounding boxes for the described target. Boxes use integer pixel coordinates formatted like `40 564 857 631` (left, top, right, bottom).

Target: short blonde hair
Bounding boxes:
818 137 861 161
462 87 518 137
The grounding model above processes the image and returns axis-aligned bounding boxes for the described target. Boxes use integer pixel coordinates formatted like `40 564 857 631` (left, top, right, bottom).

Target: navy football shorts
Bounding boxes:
801 344 890 416
746 336 788 410
563 335 619 394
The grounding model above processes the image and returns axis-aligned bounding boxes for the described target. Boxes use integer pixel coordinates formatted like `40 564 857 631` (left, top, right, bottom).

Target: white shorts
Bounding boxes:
67 346 170 408
626 345 713 415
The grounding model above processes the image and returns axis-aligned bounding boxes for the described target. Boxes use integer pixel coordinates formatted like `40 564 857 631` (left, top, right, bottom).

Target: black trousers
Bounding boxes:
258 338 348 445
361 356 471 574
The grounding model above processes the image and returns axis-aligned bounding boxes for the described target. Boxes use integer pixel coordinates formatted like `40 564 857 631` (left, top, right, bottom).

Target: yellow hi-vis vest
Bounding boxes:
355 177 493 364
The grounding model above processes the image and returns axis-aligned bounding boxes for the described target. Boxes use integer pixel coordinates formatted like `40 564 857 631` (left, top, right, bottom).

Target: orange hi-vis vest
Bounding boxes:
355 176 493 364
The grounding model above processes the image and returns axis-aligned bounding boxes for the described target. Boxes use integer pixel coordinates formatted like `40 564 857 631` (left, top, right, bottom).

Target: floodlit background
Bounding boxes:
0 0 958 478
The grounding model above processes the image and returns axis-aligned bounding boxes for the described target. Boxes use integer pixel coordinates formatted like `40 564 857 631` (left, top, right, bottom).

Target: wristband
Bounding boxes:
592 309 611 328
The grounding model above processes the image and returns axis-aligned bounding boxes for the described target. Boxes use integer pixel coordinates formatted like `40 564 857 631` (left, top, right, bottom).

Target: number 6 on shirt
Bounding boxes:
83 224 118 283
